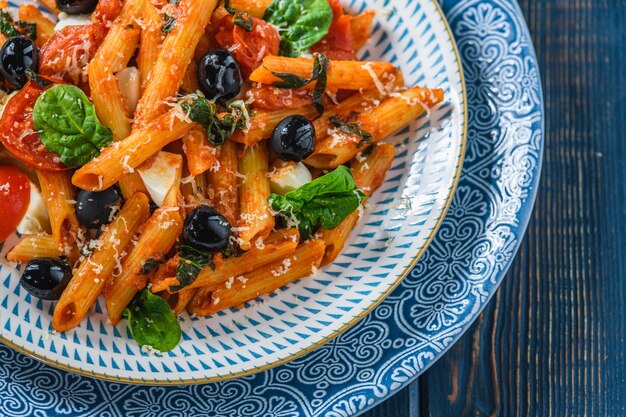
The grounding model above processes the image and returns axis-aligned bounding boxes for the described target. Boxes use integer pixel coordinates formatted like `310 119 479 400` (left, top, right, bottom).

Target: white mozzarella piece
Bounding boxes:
54 12 92 32
137 152 183 207
16 182 51 235
270 162 312 195
116 66 140 115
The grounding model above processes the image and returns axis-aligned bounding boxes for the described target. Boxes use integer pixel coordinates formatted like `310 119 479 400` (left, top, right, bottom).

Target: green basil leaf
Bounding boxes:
269 166 366 239
162 13 176 33
0 10 19 37
224 0 253 31
329 115 373 142
271 53 329 113
123 289 181 352
264 0 333 57
33 84 113 167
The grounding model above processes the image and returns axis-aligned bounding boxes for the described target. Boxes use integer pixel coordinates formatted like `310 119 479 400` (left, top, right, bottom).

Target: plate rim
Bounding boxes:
0 0 469 385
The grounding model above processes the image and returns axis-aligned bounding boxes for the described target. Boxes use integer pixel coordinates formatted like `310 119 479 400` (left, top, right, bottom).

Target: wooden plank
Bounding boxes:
413 0 626 416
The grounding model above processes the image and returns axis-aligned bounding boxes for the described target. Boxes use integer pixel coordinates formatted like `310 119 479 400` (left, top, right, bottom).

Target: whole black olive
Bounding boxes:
20 258 72 300
56 0 99 14
183 205 232 252
197 49 242 103
75 186 122 229
270 115 316 162
0 36 38 88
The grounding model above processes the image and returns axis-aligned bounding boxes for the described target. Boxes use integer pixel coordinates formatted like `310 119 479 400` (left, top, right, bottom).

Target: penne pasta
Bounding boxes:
133 0 219 128
36 170 80 258
227 0 271 18
39 0 60 14
320 143 395 264
249 56 398 91
18 5 55 47
305 86 445 168
206 139 239 225
88 0 147 198
170 228 299 292
52 193 151 332
170 288 198 315
237 142 274 250
350 11 376 51
137 2 164 90
182 127 219 176
230 106 318 147
7 235 58 264
104 187 184 324
72 106 196 191
187 239 325 317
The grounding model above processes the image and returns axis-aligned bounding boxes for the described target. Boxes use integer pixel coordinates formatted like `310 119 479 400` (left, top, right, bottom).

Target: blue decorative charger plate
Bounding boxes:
0 0 543 415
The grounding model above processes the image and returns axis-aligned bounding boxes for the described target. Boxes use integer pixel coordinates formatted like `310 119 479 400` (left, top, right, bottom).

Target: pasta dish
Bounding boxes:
0 0 443 352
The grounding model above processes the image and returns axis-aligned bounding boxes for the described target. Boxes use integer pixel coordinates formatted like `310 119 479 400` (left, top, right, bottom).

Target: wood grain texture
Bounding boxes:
364 0 626 415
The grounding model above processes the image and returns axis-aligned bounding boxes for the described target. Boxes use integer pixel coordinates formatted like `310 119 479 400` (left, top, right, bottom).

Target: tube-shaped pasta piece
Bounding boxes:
104 188 184 324
230 106 318 147
207 139 239 225
89 0 146 197
170 228 299 292
39 0 60 13
182 127 219 176
18 5 55 47
305 87 444 169
170 288 198 315
249 56 397 91
52 193 150 332
188 239 325 317
72 107 196 191
36 170 80 257
7 235 58 263
133 0 218 127
227 0 271 17
181 171 208 211
137 2 164 89
319 143 395 265
350 11 375 51
237 143 274 250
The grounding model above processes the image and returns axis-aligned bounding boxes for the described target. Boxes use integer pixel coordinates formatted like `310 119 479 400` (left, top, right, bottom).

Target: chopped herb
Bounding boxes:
329 115 373 142
181 95 248 146
220 242 244 258
162 13 176 33
25 69 52 88
0 11 19 37
224 0 253 31
140 258 164 276
172 245 214 291
16 21 36 40
271 53 329 114
169 0 180 4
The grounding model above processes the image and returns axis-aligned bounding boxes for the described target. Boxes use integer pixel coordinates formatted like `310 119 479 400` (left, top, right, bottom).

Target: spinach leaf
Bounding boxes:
172 245 215 292
124 289 181 352
0 10 37 40
224 0 253 31
271 53 329 113
263 0 333 57
33 84 113 167
269 166 366 239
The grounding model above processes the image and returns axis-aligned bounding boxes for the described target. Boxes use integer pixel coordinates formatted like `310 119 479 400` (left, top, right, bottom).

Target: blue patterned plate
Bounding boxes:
0 0 543 415
1 0 467 382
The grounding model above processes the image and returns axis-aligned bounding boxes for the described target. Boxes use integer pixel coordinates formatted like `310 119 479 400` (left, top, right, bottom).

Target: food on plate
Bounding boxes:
0 0 444 352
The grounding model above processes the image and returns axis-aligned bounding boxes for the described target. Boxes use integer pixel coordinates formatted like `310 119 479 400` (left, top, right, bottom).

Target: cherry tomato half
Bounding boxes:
0 82 68 171
0 165 30 242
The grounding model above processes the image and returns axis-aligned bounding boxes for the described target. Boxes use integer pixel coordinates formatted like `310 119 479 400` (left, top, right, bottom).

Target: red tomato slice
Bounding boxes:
0 165 30 242
0 82 69 171
311 0 357 60
249 85 314 111
39 23 107 85
215 16 280 78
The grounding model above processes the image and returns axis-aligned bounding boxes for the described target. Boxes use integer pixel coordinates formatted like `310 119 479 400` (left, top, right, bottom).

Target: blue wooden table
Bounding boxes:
364 0 626 415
